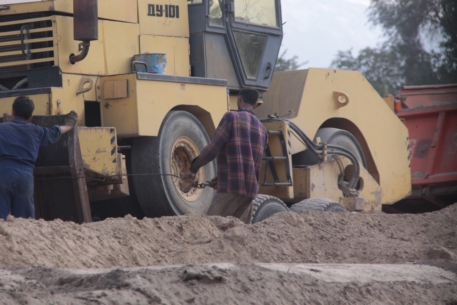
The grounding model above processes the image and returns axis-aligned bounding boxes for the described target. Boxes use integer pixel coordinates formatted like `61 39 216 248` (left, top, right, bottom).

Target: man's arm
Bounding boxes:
182 113 232 181
39 111 78 146
191 113 232 172
60 125 73 134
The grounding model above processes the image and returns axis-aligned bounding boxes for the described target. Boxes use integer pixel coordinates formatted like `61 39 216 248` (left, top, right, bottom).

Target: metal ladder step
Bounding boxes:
262 129 292 187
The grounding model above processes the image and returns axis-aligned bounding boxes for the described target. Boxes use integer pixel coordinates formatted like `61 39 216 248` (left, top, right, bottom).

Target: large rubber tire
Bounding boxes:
296 128 367 168
290 198 346 213
131 111 216 217
251 194 289 223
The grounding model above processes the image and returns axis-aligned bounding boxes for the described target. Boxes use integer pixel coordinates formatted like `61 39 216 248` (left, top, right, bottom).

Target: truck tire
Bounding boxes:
251 194 289 223
131 111 216 217
290 197 346 213
297 128 367 167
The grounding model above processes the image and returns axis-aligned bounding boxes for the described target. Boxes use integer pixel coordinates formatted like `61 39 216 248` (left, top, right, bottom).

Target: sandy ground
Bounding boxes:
0 203 456 304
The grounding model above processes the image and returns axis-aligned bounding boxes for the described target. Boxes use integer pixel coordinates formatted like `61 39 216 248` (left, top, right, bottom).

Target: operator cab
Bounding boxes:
188 0 283 92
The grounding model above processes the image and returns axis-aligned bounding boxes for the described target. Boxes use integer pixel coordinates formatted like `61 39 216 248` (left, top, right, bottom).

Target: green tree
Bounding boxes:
275 50 307 71
332 0 457 95
332 46 403 97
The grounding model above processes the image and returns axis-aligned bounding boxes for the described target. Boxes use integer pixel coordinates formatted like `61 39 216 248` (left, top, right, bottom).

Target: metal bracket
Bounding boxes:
340 197 365 211
20 25 31 60
76 77 94 95
333 91 350 108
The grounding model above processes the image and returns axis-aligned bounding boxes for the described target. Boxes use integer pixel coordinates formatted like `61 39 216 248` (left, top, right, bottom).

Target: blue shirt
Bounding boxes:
0 118 62 171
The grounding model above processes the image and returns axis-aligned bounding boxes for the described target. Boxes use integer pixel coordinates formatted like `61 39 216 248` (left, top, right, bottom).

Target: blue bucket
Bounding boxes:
132 53 167 74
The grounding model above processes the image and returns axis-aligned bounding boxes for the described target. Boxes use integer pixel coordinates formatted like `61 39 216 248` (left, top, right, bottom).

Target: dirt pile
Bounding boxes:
1 263 456 305
0 204 456 304
0 203 456 269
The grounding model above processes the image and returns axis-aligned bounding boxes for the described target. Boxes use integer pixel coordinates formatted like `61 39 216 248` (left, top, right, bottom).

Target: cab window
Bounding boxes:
234 0 279 28
209 0 224 26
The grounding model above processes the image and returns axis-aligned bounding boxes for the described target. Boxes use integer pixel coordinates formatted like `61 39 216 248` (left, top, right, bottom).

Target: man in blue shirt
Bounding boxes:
0 96 77 221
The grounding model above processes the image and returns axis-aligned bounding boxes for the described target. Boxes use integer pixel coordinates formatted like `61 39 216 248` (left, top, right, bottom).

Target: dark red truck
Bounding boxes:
387 84 457 213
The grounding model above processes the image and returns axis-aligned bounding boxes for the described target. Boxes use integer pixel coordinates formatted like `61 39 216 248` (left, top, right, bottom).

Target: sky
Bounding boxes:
280 0 383 68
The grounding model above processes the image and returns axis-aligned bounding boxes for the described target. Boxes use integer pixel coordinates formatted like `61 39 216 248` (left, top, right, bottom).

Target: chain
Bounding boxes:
34 172 217 190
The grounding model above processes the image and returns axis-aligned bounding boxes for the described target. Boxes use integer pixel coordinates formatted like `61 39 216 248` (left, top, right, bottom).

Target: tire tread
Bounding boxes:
252 194 289 223
290 197 346 213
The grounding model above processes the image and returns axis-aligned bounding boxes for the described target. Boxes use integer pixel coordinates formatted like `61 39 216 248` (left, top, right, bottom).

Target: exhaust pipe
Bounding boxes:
69 0 98 64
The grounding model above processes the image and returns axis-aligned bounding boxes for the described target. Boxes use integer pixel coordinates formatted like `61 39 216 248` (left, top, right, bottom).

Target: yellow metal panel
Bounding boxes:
139 35 190 76
262 68 411 205
0 94 50 116
0 1 55 16
99 74 139 136
4 0 138 23
99 74 228 137
79 127 118 177
0 26 52 37
136 79 226 136
0 57 53 68
0 47 54 58
0 36 52 48
56 16 139 75
138 0 189 38
102 20 140 75
96 0 138 23
104 79 129 99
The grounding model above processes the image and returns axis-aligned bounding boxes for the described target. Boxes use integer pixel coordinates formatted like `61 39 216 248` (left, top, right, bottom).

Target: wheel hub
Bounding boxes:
170 136 204 202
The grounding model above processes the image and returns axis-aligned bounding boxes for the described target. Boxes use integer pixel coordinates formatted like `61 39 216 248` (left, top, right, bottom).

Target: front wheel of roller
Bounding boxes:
131 111 216 217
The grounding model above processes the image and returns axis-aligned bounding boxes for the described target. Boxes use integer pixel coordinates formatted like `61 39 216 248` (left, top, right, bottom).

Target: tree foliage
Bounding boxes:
331 0 457 95
275 50 307 72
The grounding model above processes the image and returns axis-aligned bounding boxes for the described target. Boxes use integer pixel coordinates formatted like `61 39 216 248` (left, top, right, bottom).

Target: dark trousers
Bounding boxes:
207 192 253 224
0 167 35 221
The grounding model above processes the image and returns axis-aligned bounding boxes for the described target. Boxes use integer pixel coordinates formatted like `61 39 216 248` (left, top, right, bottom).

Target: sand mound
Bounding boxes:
0 204 456 304
0 204 455 269
1 263 456 305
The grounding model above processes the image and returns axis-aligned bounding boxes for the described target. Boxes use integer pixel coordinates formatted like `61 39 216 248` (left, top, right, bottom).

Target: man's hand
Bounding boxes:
2 112 13 122
182 170 196 183
208 176 217 189
64 110 78 128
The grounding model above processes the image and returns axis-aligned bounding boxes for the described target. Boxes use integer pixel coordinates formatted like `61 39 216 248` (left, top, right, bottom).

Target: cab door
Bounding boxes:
225 0 283 89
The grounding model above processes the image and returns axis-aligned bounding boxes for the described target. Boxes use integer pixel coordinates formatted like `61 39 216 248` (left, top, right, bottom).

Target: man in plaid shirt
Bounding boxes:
183 88 268 224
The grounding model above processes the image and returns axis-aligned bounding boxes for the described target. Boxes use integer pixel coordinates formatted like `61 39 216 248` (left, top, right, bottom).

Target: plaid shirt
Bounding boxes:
190 109 268 199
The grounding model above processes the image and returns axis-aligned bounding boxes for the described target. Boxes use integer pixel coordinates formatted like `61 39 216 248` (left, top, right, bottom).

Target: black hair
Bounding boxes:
239 88 259 106
13 96 35 120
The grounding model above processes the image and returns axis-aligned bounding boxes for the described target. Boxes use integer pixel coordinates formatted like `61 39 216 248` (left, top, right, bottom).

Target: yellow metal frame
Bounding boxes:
0 94 50 116
2 0 138 24
261 68 411 206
